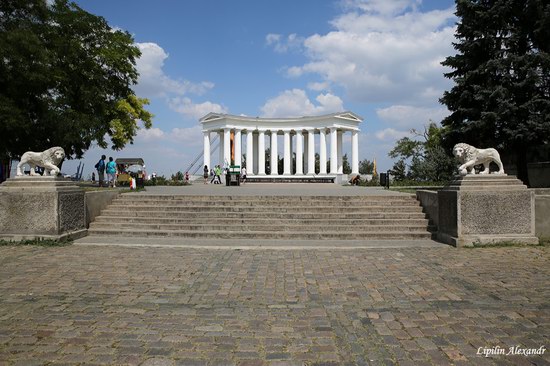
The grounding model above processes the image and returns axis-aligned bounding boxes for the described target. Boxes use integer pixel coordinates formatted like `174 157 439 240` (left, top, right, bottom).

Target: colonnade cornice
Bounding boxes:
203 126 358 133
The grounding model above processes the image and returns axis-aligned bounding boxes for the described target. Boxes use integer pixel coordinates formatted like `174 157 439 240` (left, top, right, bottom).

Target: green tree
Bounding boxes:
314 153 320 174
391 159 407 181
358 159 374 174
440 0 550 185
342 154 351 174
389 123 455 182
0 0 153 178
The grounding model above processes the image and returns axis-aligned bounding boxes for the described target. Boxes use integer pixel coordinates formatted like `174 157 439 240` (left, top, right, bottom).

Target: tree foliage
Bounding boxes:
0 0 153 162
440 0 550 184
358 159 374 175
342 154 351 174
389 123 455 182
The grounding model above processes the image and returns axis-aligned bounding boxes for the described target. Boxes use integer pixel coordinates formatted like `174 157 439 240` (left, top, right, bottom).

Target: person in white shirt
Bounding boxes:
241 166 247 184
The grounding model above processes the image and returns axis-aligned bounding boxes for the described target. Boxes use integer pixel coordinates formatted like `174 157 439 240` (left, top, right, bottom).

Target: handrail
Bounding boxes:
185 134 220 174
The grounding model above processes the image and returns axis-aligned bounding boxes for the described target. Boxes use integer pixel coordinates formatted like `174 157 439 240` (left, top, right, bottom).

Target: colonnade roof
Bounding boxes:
200 111 363 132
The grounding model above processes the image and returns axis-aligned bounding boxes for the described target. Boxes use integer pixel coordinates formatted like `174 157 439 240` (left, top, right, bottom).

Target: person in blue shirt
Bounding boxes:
106 157 117 188
95 155 106 187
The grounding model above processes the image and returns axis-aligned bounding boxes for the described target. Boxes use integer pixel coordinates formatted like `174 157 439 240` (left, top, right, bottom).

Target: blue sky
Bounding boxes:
62 0 457 178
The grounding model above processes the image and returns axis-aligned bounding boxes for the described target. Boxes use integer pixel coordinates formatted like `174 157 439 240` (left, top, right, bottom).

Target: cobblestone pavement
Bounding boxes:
0 245 548 366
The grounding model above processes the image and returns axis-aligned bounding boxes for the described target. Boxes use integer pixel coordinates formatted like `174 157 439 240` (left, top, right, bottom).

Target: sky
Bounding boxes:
61 0 458 178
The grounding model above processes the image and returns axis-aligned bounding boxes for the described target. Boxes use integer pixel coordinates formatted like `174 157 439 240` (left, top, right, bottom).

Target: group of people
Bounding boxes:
203 164 223 184
202 164 247 185
94 155 117 187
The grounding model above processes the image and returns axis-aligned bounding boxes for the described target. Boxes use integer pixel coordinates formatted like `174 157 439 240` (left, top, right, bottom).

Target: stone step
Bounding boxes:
116 193 416 199
99 210 428 220
111 199 422 207
87 228 434 240
87 193 434 242
104 204 423 213
117 194 417 201
92 216 431 226
89 222 435 232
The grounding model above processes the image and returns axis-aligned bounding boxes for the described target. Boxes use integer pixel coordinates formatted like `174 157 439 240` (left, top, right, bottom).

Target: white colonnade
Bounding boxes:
200 112 363 178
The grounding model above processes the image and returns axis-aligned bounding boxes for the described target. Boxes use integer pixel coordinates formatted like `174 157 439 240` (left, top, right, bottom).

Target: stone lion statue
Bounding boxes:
16 147 66 176
452 143 505 175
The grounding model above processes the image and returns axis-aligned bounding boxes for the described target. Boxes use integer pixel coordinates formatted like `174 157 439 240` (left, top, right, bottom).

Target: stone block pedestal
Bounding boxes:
0 176 86 240
437 175 538 247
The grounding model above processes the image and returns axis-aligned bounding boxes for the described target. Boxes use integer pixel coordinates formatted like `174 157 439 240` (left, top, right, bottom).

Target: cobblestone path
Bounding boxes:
0 245 548 365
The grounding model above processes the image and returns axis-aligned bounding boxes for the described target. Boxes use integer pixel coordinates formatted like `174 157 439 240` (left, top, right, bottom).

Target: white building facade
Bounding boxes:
200 112 362 180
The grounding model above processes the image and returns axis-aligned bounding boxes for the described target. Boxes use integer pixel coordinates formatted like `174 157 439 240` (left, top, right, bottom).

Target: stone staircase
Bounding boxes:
87 194 436 240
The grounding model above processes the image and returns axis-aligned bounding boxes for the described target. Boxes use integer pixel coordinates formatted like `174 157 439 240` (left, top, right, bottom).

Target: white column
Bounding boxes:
246 130 253 172
352 130 359 174
295 131 303 175
235 129 242 167
337 130 343 174
218 131 224 166
308 130 315 175
258 130 266 175
303 132 308 174
283 131 291 175
223 128 231 166
319 129 327 175
330 127 338 174
290 134 293 173
253 133 259 174
203 131 211 171
270 130 278 175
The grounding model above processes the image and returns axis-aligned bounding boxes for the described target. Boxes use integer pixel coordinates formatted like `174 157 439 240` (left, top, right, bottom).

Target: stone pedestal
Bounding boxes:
0 176 86 240
437 175 538 247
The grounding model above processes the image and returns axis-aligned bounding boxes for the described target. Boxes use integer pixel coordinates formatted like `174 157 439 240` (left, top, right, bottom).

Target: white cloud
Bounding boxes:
170 125 204 147
307 81 331 92
375 128 410 141
286 0 456 105
134 42 215 98
376 105 450 129
169 97 228 120
265 33 304 53
136 127 165 142
260 89 344 118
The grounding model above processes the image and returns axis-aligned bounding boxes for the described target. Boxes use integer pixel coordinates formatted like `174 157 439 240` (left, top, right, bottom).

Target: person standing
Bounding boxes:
106 157 117 188
203 165 209 184
214 165 222 184
94 155 106 187
241 166 247 184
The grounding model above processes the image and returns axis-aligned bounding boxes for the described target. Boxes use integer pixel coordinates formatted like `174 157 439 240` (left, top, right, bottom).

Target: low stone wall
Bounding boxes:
416 188 550 239
535 194 550 237
416 190 439 227
85 189 120 228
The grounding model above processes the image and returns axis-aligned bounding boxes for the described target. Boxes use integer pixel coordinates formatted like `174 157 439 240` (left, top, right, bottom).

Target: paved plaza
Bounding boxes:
0 244 548 365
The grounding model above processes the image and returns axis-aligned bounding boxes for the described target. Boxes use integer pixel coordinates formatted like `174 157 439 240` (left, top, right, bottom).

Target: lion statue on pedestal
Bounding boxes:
16 147 66 176
452 143 505 175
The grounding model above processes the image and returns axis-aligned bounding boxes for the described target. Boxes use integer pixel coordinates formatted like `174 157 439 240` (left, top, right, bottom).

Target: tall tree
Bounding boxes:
342 154 351 174
440 0 550 185
358 159 374 175
389 123 455 182
0 0 152 179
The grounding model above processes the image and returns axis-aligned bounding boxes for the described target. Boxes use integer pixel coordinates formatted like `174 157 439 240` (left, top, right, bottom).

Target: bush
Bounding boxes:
143 175 191 186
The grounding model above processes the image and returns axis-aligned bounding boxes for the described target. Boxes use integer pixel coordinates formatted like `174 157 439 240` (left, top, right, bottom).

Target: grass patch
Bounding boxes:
0 238 72 247
466 238 549 248
119 187 146 193
82 187 118 192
